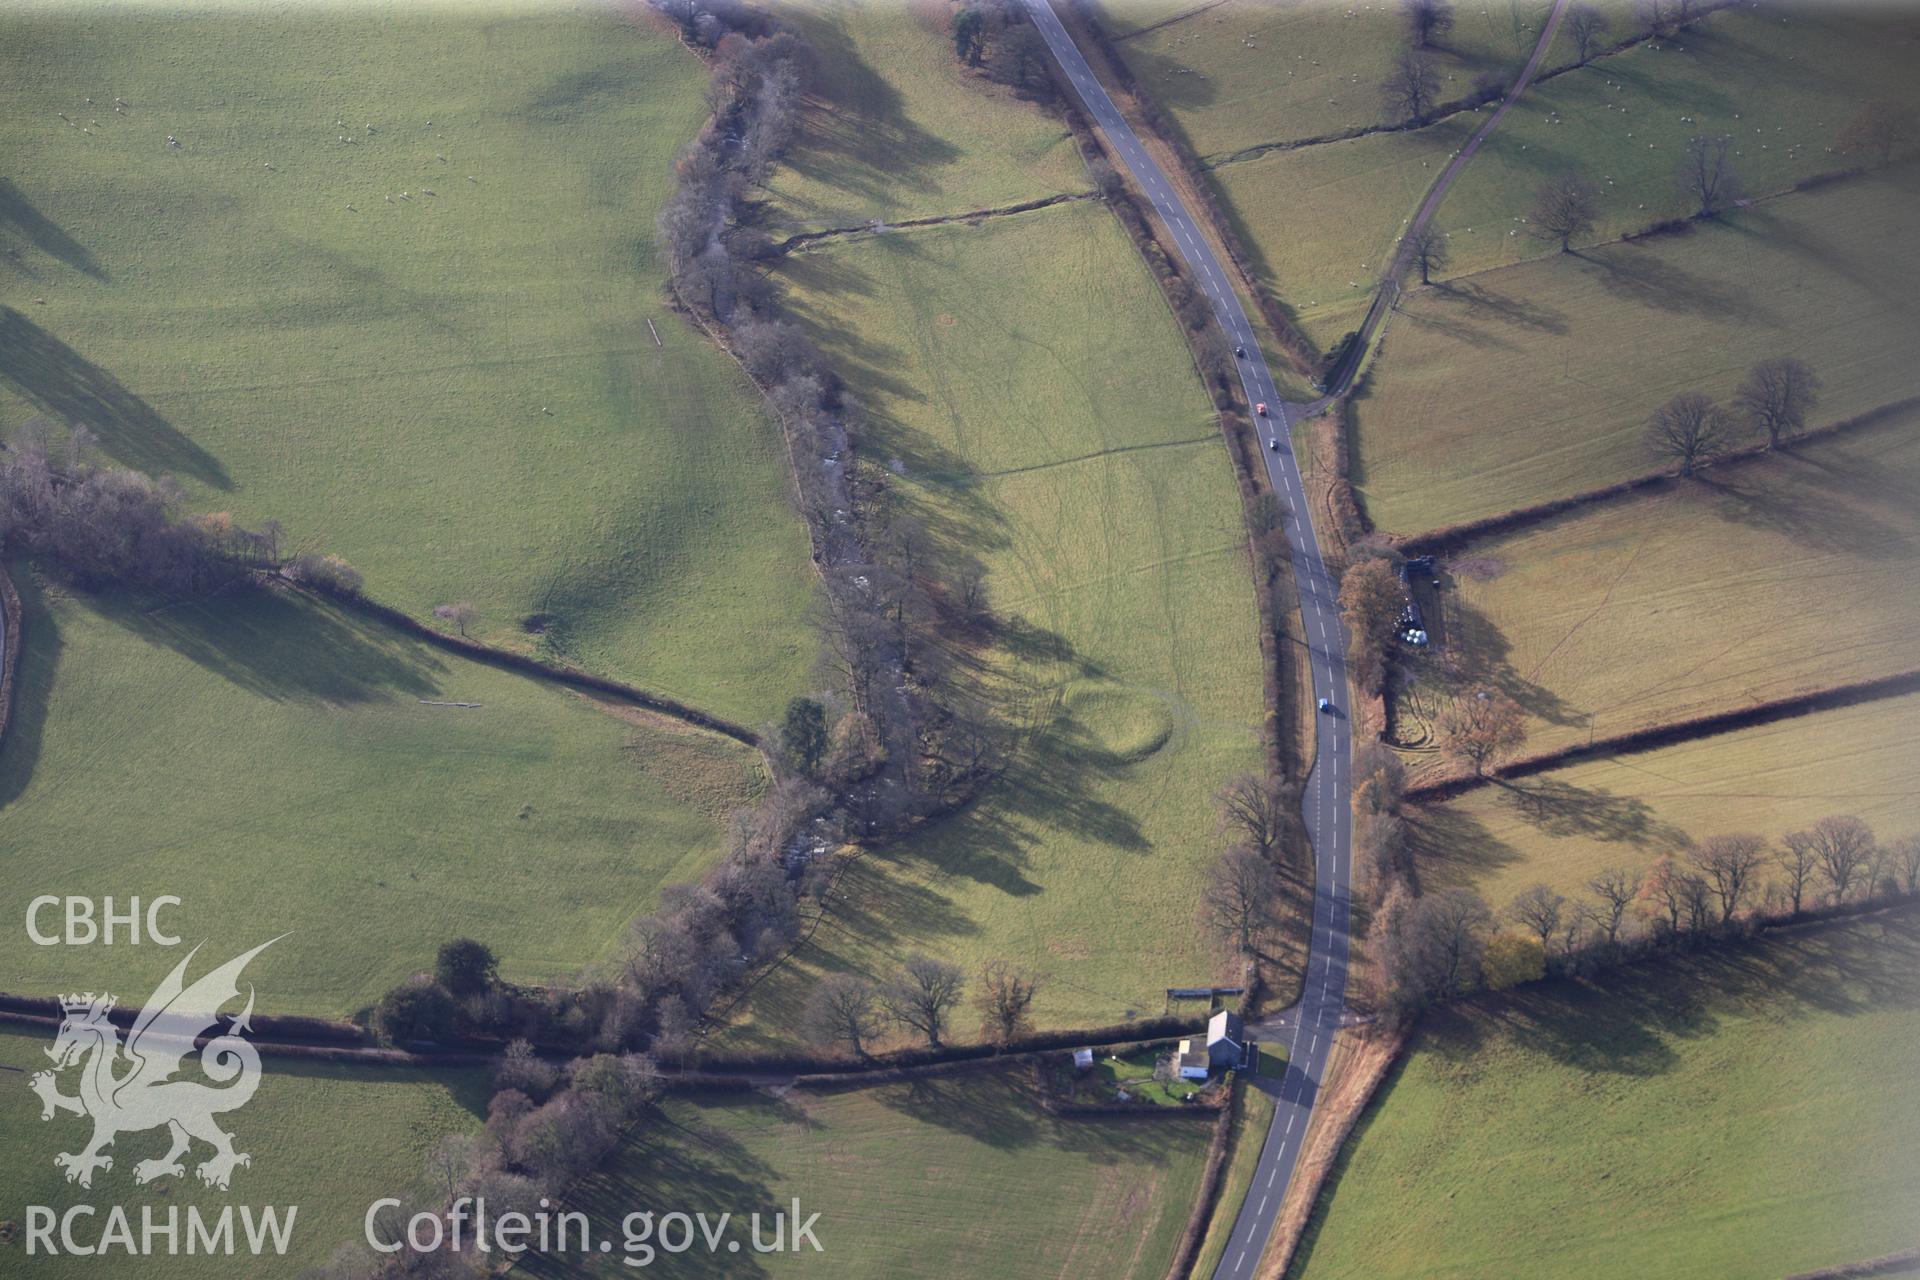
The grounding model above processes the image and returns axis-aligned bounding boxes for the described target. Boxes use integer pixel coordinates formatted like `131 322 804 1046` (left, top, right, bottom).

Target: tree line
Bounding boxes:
1353 740 1917 1015
1 418 366 599
312 947 666 1279
0 421 281 595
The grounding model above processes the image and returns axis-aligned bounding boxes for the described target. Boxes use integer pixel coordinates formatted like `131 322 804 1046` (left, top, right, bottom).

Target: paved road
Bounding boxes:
1023 3 1574 1272
1018 4 1354 1275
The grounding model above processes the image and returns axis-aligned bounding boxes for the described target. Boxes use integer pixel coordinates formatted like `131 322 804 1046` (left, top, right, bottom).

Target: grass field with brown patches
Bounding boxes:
1293 906 1920 1280
0 566 764 1017
1428 2 1920 280
0 1 816 726
1407 689 1920 908
1351 170 1920 533
1097 0 1558 161
712 197 1269 1050
1197 1 1918 354
1392 405 1920 760
522 1074 1210 1279
762 0 1086 235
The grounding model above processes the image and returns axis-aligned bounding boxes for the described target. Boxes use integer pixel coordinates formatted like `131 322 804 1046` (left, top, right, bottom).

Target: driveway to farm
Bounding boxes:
1020 3 1354 1274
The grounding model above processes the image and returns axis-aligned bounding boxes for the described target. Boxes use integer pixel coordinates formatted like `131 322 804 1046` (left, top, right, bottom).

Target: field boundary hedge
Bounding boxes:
278 575 760 746
770 190 1097 254
1165 1078 1243 1280
1406 666 1920 803
1201 0 1747 171
1395 395 1920 555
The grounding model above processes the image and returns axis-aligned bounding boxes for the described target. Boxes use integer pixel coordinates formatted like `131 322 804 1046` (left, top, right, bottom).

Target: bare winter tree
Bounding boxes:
1645 391 1733 475
1734 357 1823 449
1890 834 1920 895
1203 843 1283 956
1377 886 1493 1009
434 601 477 638
1216 774 1287 860
1777 830 1820 916
1802 815 1876 904
1689 833 1768 924
1835 99 1918 167
1380 49 1441 124
1529 171 1600 252
880 954 966 1048
1567 4 1611 63
1406 222 1451 285
1640 855 1687 935
976 960 1041 1045
1438 686 1527 776
1505 883 1566 951
1585 865 1643 945
1634 0 1676 37
802 973 884 1059
425 1133 483 1203
1402 0 1455 47
1674 133 1742 217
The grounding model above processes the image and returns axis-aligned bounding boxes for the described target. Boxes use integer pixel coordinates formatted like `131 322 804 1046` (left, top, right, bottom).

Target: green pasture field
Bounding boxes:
1211 112 1475 348
0 0 814 725
0 1023 487 1279
1407 688 1920 909
1098 0 1557 161
522 1074 1211 1279
1428 1 1920 279
1291 905 1920 1279
762 0 1088 235
1352 169 1920 533
1398 406 1920 758
0 565 764 1016
1202 1 1916 351
716 198 1267 1047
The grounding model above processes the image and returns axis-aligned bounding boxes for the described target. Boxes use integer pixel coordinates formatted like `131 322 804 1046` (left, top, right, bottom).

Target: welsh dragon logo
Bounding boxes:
30 938 280 1191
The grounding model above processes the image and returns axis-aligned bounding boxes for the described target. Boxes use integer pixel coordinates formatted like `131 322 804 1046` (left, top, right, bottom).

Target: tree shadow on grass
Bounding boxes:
109 585 447 706
517 1095 782 1279
1403 801 1526 894
772 6 965 221
1440 597 1582 729
1695 464 1914 560
1431 904 1920 1081
872 1071 1045 1150
0 179 106 280
0 306 230 490
1493 776 1689 849
1396 278 1570 352
1727 172 1920 319
1578 240 1777 326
